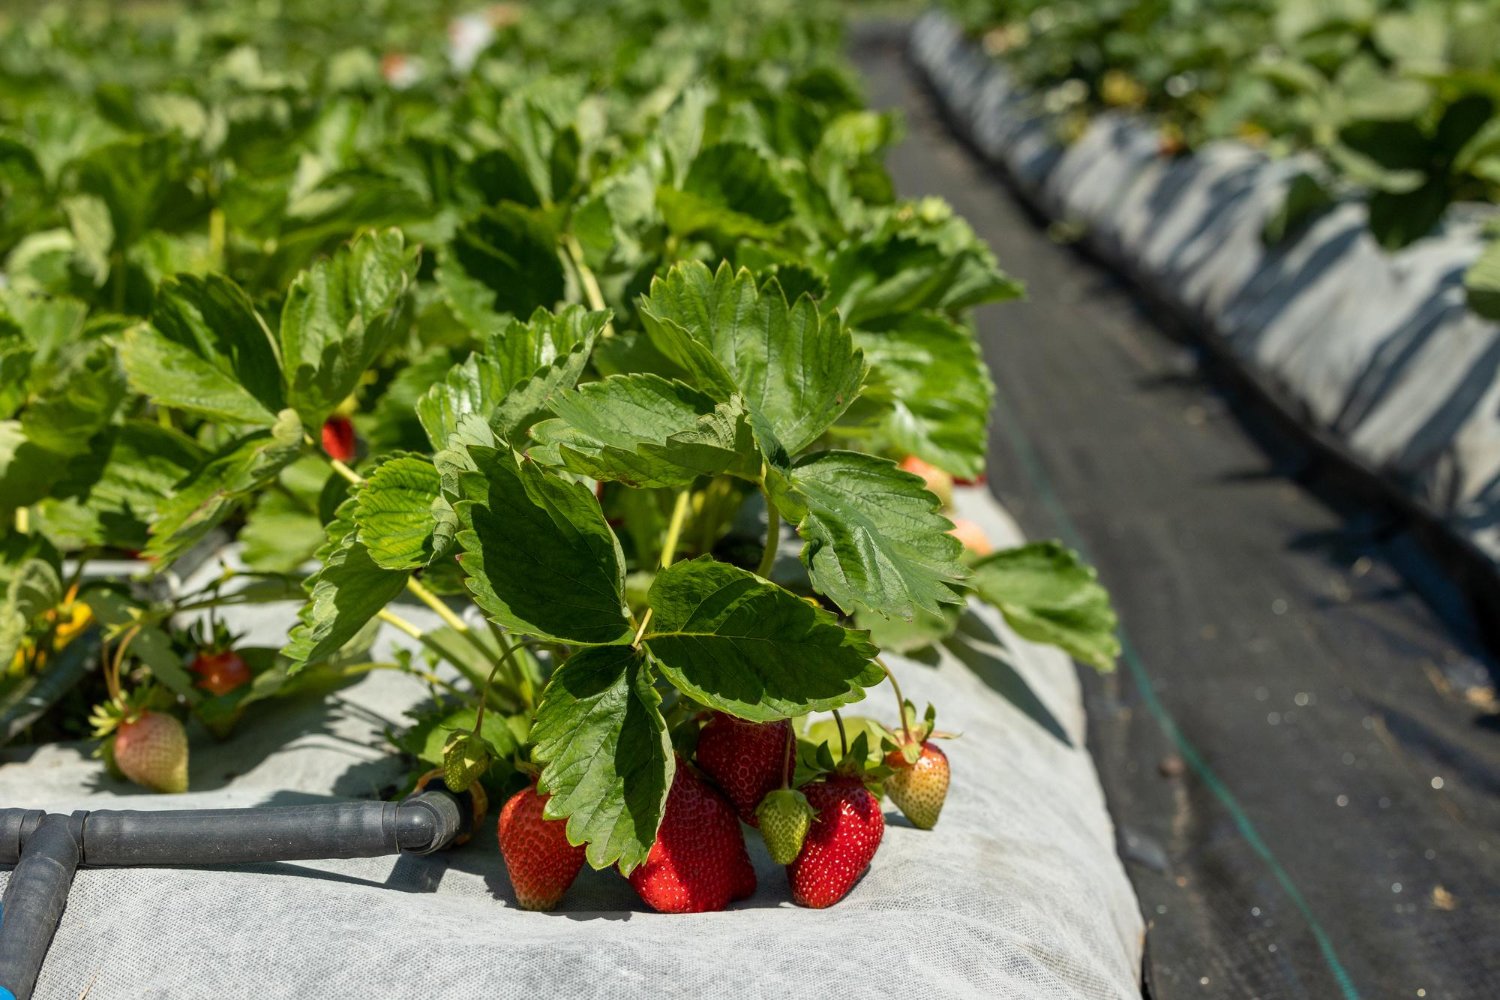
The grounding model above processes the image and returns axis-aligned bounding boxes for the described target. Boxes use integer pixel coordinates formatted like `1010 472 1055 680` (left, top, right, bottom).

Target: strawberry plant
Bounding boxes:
0 0 1124 907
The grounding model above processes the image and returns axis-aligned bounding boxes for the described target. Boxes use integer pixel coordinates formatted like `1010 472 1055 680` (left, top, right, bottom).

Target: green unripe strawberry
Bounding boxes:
756 787 815 864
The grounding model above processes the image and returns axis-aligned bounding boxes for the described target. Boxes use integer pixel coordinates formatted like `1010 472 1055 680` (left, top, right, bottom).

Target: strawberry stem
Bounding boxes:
562 232 610 321
877 656 914 744
756 481 780 580
780 722 794 789
105 625 140 709
831 709 848 759
635 489 692 649
306 432 365 486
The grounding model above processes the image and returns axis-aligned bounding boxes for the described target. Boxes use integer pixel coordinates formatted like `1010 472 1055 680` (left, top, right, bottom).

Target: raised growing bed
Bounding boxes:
1 2 1147 997
0 488 1143 998
911 11 1500 620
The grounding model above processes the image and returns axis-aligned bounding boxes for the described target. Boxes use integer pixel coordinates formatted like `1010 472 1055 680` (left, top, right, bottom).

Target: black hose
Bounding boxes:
0 791 467 867
0 814 80 1000
80 792 462 865
0 791 470 999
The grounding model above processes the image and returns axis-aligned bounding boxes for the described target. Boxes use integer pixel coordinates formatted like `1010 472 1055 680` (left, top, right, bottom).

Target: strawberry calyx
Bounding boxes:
883 701 956 767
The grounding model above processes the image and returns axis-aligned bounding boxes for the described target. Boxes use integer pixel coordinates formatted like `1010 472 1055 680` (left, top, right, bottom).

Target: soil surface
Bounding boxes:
850 23 1500 1000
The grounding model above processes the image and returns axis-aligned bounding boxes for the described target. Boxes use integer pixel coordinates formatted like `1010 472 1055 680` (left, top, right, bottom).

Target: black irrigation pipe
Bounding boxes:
0 789 474 1000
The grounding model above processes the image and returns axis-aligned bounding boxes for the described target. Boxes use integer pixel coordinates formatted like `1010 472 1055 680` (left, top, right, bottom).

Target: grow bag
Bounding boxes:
911 11 1500 593
0 489 1144 1000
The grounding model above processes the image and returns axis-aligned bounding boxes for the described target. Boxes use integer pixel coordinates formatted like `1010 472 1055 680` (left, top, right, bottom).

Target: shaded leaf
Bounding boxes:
123 273 284 426
283 494 411 670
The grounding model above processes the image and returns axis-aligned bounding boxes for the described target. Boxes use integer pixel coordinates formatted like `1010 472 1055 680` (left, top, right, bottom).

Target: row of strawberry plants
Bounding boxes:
945 0 1500 314
0 0 1119 912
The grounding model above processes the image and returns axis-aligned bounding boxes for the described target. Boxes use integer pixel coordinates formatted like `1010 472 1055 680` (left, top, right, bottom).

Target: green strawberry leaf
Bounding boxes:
280 229 418 427
416 305 606 448
643 556 881 721
283 493 412 672
448 204 565 320
767 450 967 620
638 262 865 455
146 409 304 564
853 312 994 480
454 444 631 645
122 273 284 426
352 453 442 571
34 420 206 552
529 374 760 488
659 142 793 241
531 644 673 874
20 340 126 458
968 541 1120 672
827 212 1022 327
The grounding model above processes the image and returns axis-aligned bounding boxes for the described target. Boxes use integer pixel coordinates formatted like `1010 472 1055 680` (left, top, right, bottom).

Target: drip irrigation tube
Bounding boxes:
0 790 472 1000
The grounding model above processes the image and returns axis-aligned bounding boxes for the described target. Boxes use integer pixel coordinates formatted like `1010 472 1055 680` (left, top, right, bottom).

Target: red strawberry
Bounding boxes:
190 649 252 697
498 785 586 911
114 712 189 793
628 760 756 913
787 775 884 908
899 455 954 508
695 712 790 825
884 741 950 830
321 416 357 463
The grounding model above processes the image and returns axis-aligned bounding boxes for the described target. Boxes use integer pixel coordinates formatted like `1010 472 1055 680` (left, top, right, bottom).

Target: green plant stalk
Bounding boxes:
631 489 693 648
332 659 465 697
563 232 611 323
877 656 914 744
757 490 780 579
377 608 490 695
308 433 364 488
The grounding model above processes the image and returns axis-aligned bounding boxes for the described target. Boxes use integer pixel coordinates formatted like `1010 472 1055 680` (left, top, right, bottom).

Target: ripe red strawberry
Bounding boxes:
321 415 357 463
899 455 954 509
190 649 252 697
498 785 586 911
756 787 815 865
787 775 884 908
695 712 790 825
628 760 756 913
885 741 950 830
114 711 189 793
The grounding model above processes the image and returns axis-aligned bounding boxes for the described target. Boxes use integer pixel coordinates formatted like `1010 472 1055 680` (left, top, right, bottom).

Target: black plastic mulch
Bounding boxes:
850 24 1500 1000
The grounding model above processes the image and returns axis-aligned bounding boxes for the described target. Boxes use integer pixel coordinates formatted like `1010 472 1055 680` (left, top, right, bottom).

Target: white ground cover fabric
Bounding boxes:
0 488 1145 1000
913 11 1500 574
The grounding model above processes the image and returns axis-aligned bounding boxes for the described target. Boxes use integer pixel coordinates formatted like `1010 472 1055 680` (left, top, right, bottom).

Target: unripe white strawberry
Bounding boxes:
114 711 189 793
